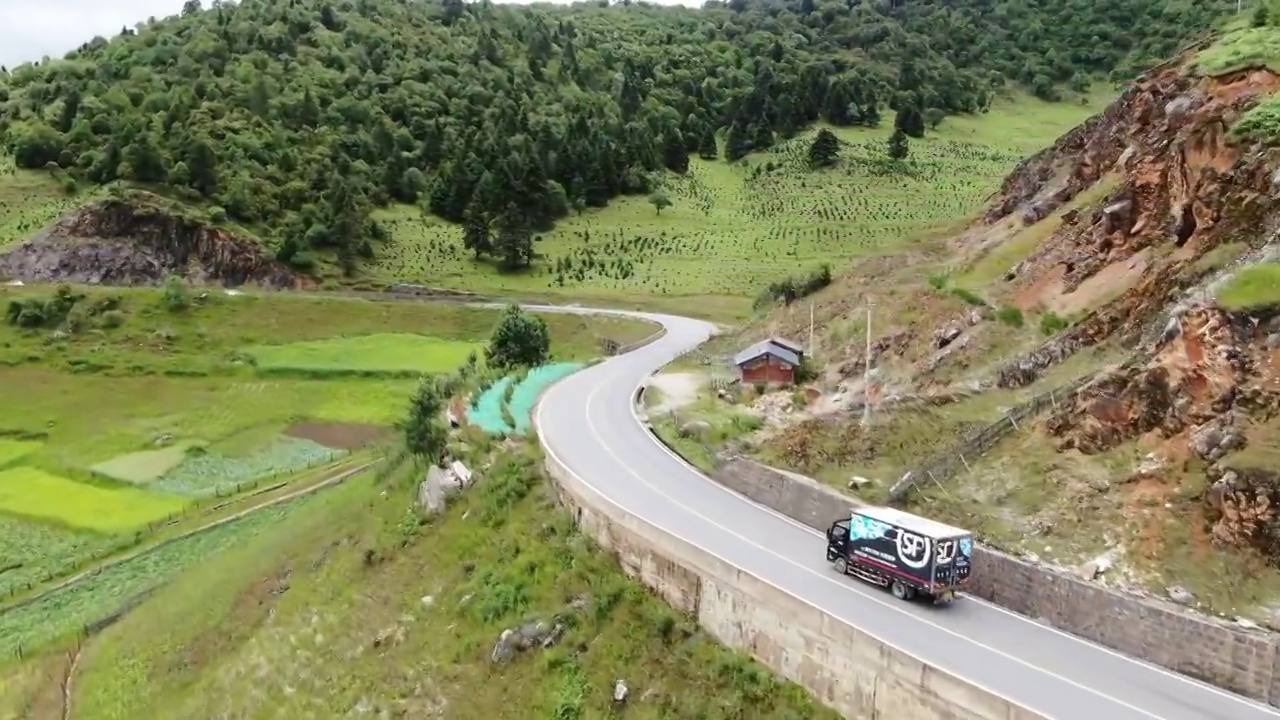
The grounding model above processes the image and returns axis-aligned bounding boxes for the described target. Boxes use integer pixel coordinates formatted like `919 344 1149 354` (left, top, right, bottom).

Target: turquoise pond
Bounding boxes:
469 362 583 434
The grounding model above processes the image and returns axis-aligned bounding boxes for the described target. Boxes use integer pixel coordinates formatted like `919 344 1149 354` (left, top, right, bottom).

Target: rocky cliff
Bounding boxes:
0 195 305 289
980 45 1280 564
977 45 1280 389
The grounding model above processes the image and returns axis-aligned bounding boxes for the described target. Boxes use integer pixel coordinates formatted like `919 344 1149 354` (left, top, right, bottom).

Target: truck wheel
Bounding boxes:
890 580 910 600
833 557 848 575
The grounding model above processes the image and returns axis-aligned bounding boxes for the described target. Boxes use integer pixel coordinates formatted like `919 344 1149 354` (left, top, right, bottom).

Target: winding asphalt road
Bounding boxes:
531 307 1277 720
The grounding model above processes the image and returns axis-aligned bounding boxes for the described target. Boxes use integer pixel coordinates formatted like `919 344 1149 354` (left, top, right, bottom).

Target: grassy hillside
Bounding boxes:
0 0 1230 286
371 91 1114 316
0 285 654 658
647 20 1280 622
1 442 840 720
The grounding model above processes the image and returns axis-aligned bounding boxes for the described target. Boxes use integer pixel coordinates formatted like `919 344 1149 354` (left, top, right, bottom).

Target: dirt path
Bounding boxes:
645 372 706 414
60 642 81 720
0 459 374 617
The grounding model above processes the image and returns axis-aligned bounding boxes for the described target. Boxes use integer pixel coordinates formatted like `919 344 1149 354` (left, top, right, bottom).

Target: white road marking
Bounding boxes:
623 340 1280 718
533 387 1055 719
537 365 1168 720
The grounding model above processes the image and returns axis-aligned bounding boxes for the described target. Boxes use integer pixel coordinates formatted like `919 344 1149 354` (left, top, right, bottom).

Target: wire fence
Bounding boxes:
887 353 1145 503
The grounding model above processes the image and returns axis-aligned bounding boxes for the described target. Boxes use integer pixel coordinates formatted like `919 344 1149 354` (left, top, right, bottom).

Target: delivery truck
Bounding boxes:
825 505 973 604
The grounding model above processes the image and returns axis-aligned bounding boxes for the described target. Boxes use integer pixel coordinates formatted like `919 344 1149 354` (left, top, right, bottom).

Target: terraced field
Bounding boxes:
370 92 1113 302
0 154 98 251
0 285 655 657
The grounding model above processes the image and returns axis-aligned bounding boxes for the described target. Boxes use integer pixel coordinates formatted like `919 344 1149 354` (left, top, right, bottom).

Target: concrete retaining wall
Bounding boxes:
541 448 1043 720
710 456 1280 706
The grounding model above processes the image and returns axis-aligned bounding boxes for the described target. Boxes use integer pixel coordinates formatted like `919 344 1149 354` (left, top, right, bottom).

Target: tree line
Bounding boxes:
0 0 1231 276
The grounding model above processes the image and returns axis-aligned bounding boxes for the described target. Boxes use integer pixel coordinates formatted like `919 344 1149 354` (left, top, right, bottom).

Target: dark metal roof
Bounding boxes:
734 340 800 368
768 337 804 355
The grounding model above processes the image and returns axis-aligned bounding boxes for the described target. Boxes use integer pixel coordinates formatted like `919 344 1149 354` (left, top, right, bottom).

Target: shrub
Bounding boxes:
98 310 126 329
162 275 190 312
926 273 949 290
950 287 985 306
1038 311 1070 335
995 307 1024 327
793 356 819 384
755 264 832 309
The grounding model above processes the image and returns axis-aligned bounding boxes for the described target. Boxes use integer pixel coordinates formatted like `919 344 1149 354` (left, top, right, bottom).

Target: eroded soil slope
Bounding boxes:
0 194 305 289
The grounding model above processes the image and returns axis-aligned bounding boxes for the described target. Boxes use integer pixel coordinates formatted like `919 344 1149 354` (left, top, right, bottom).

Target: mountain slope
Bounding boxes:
666 22 1280 621
0 0 1232 282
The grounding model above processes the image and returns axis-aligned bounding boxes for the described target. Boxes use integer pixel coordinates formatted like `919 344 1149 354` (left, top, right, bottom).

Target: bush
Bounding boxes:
1038 311 1070 335
162 275 191 312
950 287 985 306
98 310 126 329
995 307 1024 327
755 264 832 309
926 273 949 290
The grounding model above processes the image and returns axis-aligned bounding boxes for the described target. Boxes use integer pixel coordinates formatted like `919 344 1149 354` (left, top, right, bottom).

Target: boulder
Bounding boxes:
933 321 965 349
677 420 713 440
1166 586 1196 606
1164 95 1196 119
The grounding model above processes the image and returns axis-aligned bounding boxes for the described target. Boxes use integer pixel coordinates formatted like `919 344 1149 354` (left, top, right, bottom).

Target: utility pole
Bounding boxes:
862 302 873 427
808 301 815 359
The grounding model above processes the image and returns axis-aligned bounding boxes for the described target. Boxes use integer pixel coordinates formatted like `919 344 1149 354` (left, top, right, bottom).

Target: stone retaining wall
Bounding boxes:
710 456 1280 706
541 446 1043 720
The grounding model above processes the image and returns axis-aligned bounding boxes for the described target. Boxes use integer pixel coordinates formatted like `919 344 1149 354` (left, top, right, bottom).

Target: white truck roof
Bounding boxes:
852 505 970 539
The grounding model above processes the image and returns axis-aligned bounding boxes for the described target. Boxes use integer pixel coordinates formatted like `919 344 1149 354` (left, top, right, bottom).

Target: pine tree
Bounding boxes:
697 127 718 160
807 129 840 168
887 128 909 161
725 123 752 162
894 105 926 139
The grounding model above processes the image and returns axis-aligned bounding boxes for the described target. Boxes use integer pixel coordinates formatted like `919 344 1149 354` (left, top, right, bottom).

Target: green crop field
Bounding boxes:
0 282 651 608
370 93 1112 305
152 437 343 497
0 492 314 658
89 443 199 485
246 333 481 376
0 369 409 465
0 467 189 534
0 440 40 470
0 516 126 599
0 286 655 373
0 155 102 253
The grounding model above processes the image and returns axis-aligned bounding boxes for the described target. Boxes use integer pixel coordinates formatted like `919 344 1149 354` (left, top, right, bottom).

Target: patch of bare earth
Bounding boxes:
284 422 392 451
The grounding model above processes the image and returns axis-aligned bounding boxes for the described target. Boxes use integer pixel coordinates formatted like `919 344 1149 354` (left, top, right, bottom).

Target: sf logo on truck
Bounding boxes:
935 540 956 564
896 530 931 569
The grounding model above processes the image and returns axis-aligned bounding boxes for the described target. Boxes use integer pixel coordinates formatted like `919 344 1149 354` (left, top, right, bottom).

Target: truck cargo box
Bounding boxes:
827 505 973 601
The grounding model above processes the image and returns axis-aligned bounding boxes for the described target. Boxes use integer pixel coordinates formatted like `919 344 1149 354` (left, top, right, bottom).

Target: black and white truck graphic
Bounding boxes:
825 505 973 604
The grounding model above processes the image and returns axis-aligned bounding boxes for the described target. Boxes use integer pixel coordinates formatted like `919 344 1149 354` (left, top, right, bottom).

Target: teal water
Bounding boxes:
468 362 583 435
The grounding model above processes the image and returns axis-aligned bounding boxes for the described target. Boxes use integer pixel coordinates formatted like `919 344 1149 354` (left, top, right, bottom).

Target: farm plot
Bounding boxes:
0 516 126 600
369 93 1108 300
0 154 97 252
152 437 344 498
284 421 392 450
90 442 201 485
0 467 189 534
0 369 412 464
0 493 311 658
245 333 480 377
